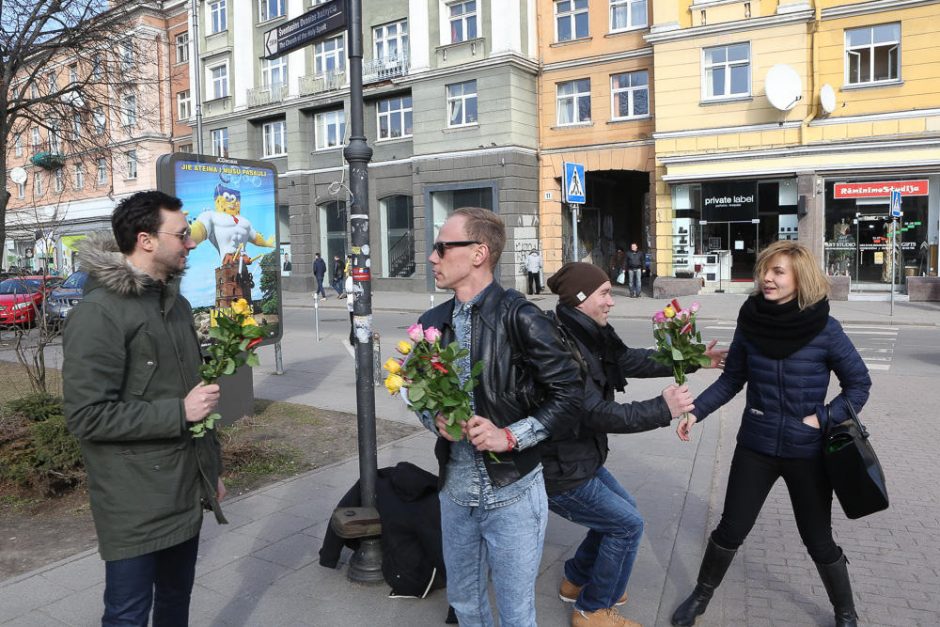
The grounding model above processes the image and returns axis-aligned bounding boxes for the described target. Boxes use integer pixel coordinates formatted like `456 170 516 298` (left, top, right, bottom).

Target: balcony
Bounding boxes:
247 84 289 108
363 52 410 85
298 72 346 97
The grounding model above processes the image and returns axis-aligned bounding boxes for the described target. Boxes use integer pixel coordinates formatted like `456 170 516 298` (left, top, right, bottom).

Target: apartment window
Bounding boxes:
179 143 194 153
126 151 138 180
259 0 285 21
611 70 649 119
703 43 750 99
34 172 44 196
92 54 102 79
49 124 62 153
93 107 106 135
211 128 229 157
262 120 287 157
555 0 588 42
315 110 346 150
446 80 477 127
610 0 647 32
31 127 41 148
97 158 108 185
17 181 25 199
449 1 477 43
556 78 591 125
122 94 138 127
374 20 408 60
14 134 23 157
377 95 413 140
47 71 56 93
54 168 64 193
209 0 227 33
261 57 288 89
68 63 79 84
845 24 900 85
210 64 229 99
73 163 85 190
30 82 39 98
120 40 134 71
177 90 191 120
175 33 190 63
314 35 346 77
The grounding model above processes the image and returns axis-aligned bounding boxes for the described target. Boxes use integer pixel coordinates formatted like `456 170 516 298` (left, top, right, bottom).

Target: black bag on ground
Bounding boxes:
823 402 889 519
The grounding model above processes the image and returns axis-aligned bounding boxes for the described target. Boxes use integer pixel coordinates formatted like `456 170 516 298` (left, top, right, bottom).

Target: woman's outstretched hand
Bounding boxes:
677 414 699 441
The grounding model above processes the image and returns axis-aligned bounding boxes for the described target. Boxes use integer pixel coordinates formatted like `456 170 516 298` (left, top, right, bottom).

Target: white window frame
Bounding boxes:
262 120 287 157
314 109 346 151
46 71 56 93
14 134 23 157
121 93 138 127
177 90 191 121
73 163 85 190
211 128 229 157
34 172 44 196
448 0 478 44
209 62 229 99
48 124 62 153
556 78 592 125
261 56 288 89
555 0 589 43
208 0 227 34
175 33 190 63
31 127 41 148
120 40 134 72
377 95 413 141
845 23 901 86
702 42 751 101
30 81 40 98
92 54 102 80
126 150 138 180
68 63 79 84
609 0 647 33
258 0 285 22
96 158 108 186
17 180 26 199
374 19 409 62
54 168 64 193
72 112 82 139
446 80 478 127
313 35 346 78
610 70 649 120
93 107 106 135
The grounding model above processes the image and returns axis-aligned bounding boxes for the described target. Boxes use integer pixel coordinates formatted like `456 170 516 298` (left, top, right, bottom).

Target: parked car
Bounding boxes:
0 276 61 327
45 271 87 325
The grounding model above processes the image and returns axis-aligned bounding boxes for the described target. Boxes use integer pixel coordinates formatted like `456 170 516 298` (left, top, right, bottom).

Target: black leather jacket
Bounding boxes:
418 282 582 488
541 306 676 495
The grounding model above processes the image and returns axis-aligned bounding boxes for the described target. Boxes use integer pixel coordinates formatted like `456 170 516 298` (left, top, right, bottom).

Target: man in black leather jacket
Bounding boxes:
415 207 582 627
544 262 724 627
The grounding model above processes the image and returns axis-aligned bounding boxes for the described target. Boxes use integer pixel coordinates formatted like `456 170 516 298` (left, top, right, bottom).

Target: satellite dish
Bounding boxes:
10 167 28 185
765 64 802 111
820 84 836 115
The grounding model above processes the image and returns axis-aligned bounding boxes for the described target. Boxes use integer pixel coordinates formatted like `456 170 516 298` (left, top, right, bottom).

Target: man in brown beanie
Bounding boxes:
543 262 725 627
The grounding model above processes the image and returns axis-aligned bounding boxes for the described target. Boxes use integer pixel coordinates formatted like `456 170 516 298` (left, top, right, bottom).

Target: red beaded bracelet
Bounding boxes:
504 427 516 451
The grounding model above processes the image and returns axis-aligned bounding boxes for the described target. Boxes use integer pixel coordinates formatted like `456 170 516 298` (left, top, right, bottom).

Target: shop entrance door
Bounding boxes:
701 221 759 281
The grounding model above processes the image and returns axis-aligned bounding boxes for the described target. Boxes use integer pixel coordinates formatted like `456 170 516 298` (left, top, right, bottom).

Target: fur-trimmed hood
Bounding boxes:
75 231 156 297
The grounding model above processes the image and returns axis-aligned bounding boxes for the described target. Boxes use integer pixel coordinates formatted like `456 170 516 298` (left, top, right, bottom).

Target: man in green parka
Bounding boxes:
63 191 226 626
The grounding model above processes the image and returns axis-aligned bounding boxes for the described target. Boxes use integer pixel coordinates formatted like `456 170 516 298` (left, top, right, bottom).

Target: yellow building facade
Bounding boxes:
648 0 940 289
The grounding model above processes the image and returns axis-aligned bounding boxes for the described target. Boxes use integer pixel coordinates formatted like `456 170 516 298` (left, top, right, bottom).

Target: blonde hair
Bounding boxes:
753 240 829 310
454 207 505 269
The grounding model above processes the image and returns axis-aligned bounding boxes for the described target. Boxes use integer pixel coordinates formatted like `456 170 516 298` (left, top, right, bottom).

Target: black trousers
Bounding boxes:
527 272 541 295
711 445 841 564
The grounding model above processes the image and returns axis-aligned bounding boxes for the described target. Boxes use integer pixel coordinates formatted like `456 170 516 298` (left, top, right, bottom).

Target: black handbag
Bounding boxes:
823 402 889 519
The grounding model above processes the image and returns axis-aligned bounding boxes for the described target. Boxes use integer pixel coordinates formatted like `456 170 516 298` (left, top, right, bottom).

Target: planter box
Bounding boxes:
906 276 940 302
652 277 703 299
828 275 850 301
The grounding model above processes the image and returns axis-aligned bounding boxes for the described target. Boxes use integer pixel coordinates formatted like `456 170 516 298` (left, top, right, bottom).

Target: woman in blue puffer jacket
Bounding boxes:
671 240 871 627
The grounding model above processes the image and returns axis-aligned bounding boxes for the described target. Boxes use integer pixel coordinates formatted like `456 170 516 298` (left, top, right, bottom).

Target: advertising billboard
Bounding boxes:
156 153 283 346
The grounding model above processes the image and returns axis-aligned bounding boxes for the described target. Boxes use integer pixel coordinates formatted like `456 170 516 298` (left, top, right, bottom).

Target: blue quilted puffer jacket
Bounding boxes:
693 317 871 459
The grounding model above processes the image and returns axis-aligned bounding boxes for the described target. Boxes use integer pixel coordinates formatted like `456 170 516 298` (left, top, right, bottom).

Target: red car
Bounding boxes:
0 275 62 327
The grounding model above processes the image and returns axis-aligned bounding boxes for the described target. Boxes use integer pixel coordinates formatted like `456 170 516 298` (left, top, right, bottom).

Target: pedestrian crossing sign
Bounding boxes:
890 190 902 218
563 162 586 205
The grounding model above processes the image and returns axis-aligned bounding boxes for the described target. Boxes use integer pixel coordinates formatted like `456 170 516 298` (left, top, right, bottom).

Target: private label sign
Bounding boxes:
264 0 347 59
833 180 929 199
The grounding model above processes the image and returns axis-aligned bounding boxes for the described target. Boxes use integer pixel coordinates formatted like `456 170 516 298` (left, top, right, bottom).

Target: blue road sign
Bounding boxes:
563 162 586 204
890 190 902 218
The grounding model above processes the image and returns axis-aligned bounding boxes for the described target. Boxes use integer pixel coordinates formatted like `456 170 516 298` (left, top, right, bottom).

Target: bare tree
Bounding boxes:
1 0 171 269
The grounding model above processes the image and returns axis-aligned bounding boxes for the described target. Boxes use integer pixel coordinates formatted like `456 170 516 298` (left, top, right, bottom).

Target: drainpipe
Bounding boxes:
191 0 204 154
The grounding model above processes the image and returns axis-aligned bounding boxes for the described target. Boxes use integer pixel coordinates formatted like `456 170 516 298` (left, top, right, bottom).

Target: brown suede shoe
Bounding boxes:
571 608 642 627
559 578 627 606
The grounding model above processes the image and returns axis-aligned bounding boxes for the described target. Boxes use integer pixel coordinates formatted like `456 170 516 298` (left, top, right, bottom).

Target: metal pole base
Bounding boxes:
347 538 384 584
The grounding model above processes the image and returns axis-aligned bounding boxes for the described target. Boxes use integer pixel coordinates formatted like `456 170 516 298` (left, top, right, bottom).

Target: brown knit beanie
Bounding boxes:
547 262 610 307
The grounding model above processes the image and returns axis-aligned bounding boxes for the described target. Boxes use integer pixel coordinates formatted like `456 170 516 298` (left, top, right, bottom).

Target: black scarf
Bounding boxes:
737 294 830 359
556 305 628 392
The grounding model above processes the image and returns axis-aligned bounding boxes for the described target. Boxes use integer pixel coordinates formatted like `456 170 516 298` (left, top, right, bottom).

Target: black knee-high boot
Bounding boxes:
671 538 737 626
815 551 858 627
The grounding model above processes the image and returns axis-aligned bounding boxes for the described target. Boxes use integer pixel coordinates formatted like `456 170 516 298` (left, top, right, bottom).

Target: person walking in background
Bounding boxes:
525 249 543 295
625 244 643 298
331 254 344 298
414 207 582 627
312 252 327 298
63 191 226 626
671 240 871 627
545 262 724 627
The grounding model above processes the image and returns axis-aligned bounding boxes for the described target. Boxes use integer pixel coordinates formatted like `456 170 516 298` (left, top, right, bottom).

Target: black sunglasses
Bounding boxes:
432 240 481 257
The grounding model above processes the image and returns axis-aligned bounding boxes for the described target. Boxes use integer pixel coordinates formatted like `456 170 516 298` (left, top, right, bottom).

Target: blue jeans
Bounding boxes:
315 276 326 297
440 472 548 627
627 268 642 296
102 535 199 627
547 467 644 612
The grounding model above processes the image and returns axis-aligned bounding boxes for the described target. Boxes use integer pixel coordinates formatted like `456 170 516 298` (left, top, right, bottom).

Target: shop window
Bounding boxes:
319 201 347 263
380 196 415 277
845 24 900 86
